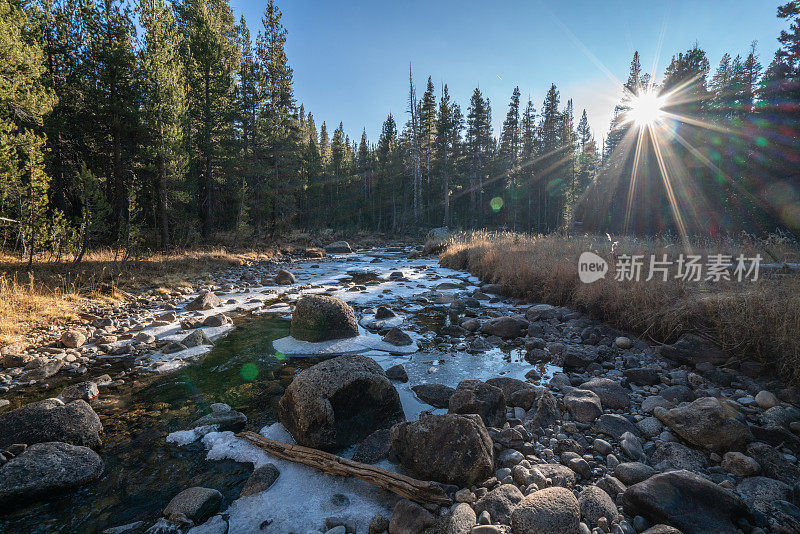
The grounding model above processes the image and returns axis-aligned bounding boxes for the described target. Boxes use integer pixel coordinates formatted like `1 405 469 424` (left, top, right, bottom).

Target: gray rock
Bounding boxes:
655 397 752 452
474 484 524 525
181 330 212 348
186 292 222 311
479 317 528 339
536 463 577 488
636 416 662 438
564 388 602 423
736 476 791 516
651 442 708 472
390 413 494 487
448 381 506 428
388 499 436 533
369 514 390 534
721 452 759 477
578 486 618 527
385 364 408 382
25 360 64 380
594 414 640 440
59 381 99 402
278 355 404 451
614 462 655 485
0 399 102 449
325 241 352 254
579 378 630 410
623 368 660 386
192 403 247 432
641 396 674 414
412 383 456 408
275 269 296 285
239 463 280 497
352 428 392 464
290 295 359 342
61 330 87 348
0 441 103 508
163 487 222 523
202 314 228 327
382 327 412 346
622 469 748 534
657 334 727 366
511 486 580 534
526 389 561 431
746 441 800 485
446 503 476 534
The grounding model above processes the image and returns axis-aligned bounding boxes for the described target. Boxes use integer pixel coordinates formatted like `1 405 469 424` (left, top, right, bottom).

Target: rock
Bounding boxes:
485 377 533 399
659 385 694 404
614 462 656 485
325 241 352 254
370 514 390 534
754 390 779 410
657 334 727 366
578 486 618 527
640 527 682 534
655 397 752 452
0 442 103 508
615 336 633 349
579 378 630 410
622 470 748 534
446 503 476 534
382 327 412 347
181 330 212 348
275 269 296 285
388 499 436 534
721 452 760 477
385 364 408 382
527 389 560 431
203 314 228 327
511 487 581 534
59 381 99 402
390 414 493 487
61 330 87 348
0 353 33 369
25 360 64 380
0 399 102 449
186 291 222 311
163 487 222 523
562 346 598 369
352 428 392 464
536 464 577 488
191 403 247 432
135 332 157 344
623 368 660 386
448 381 506 428
375 306 396 319
290 295 359 342
239 464 280 497
594 414 639 440
474 484 524 525
564 388 602 423
479 317 528 339
651 442 708 471
736 476 791 516
279 355 404 451
746 441 800 485
641 396 674 414
620 431 646 462
412 383 455 408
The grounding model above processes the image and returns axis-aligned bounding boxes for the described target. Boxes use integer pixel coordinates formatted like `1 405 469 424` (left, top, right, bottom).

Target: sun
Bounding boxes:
628 87 666 127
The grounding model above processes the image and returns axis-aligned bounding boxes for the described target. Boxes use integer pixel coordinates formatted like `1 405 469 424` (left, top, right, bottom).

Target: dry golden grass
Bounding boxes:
0 247 277 346
439 231 800 383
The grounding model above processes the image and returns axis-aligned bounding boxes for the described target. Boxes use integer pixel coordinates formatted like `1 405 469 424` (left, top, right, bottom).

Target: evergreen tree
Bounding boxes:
435 83 462 227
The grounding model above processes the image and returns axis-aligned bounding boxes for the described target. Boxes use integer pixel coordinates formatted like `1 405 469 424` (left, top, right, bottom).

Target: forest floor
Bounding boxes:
0 231 402 346
437 230 800 382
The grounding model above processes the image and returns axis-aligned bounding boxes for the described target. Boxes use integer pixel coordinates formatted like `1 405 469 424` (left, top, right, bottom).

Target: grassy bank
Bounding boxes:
438 231 800 383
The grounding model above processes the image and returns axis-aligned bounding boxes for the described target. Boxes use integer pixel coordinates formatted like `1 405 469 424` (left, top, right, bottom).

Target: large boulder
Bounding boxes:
526 389 561 431
474 484 524 525
0 399 102 449
511 487 581 534
289 295 359 342
274 269 296 285
390 414 494 487
163 487 222 523
479 316 528 339
622 470 749 534
657 334 727 366
578 486 618 528
655 397 752 452
411 383 455 408
0 442 103 508
324 241 352 254
278 355 404 451
186 291 222 311
448 380 506 428
61 330 86 348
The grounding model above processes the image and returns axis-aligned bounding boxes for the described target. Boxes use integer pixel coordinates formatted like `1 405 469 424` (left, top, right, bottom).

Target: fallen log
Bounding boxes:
236 430 452 506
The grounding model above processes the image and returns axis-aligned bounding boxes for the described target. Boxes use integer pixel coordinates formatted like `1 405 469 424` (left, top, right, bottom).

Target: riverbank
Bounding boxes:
438 231 800 384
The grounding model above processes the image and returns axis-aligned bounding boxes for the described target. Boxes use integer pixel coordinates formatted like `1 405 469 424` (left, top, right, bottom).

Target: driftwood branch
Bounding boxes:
236 431 452 506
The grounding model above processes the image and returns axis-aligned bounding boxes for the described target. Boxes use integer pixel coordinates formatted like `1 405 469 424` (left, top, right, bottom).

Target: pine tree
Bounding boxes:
519 98 537 230
138 0 186 248
466 87 492 226
435 84 462 227
419 76 437 222
538 83 563 230
605 51 642 159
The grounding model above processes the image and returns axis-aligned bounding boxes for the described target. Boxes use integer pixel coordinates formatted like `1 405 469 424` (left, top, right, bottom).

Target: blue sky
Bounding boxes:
230 0 787 145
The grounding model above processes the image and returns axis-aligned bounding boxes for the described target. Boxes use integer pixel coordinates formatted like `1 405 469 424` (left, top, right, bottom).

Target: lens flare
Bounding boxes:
628 88 666 127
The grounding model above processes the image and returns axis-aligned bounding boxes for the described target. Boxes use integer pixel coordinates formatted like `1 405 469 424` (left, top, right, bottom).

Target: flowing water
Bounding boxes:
0 250 558 534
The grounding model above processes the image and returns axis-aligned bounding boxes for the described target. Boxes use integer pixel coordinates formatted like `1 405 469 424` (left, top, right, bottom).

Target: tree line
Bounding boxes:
1 0 799 262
